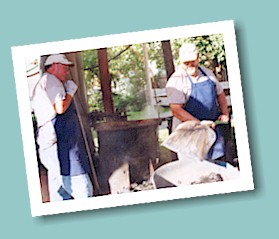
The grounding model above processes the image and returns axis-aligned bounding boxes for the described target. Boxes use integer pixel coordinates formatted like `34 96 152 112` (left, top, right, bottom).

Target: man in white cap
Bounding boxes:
166 43 229 166
32 54 93 201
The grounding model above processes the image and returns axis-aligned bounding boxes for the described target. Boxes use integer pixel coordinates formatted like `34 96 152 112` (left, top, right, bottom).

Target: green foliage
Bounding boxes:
83 50 101 112
87 89 103 112
108 44 148 112
148 41 165 70
171 34 226 70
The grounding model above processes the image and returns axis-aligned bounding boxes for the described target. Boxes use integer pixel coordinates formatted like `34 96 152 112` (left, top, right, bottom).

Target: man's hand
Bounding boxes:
65 80 78 97
218 114 230 122
200 120 215 129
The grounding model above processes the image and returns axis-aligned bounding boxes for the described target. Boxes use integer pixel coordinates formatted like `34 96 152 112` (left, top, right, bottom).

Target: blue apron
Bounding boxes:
51 101 91 176
183 67 225 162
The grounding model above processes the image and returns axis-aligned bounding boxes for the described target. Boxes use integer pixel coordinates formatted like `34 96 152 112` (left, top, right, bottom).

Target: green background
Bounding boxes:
0 0 276 238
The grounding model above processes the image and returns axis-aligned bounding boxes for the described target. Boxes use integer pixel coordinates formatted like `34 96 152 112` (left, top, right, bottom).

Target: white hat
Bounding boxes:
179 43 199 63
44 54 73 66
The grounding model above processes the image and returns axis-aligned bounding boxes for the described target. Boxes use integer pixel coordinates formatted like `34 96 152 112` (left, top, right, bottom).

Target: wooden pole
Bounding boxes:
143 43 153 105
161 40 175 80
97 48 114 114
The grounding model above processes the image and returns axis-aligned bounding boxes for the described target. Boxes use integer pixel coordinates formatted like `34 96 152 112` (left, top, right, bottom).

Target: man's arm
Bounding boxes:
53 80 78 114
217 91 230 121
54 94 73 114
170 103 200 122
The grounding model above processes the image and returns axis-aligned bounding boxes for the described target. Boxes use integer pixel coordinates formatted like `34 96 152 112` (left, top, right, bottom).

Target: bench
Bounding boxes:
151 81 231 108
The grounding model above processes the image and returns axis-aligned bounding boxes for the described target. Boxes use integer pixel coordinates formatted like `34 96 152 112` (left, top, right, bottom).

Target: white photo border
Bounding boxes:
11 20 254 217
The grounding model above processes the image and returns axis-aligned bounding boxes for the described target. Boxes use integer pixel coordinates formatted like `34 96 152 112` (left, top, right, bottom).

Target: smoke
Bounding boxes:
138 105 161 119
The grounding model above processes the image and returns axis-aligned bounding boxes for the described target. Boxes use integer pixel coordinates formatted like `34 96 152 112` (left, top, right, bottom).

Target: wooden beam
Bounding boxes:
161 40 175 80
97 48 114 114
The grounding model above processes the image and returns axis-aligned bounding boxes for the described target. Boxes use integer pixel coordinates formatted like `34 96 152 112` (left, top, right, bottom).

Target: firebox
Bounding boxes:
94 119 161 195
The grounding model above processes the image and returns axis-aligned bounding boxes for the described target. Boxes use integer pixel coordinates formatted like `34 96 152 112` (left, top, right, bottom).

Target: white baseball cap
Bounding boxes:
44 54 73 66
179 43 199 63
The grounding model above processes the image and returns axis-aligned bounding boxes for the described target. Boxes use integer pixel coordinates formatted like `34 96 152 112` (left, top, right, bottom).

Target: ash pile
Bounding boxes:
130 180 155 192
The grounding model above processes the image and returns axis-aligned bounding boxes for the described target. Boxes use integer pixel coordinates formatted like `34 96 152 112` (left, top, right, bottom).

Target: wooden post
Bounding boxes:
143 43 153 105
97 48 114 114
66 53 100 193
161 40 175 80
66 53 96 157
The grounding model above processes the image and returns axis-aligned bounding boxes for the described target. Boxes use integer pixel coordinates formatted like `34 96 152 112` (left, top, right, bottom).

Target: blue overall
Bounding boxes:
183 67 225 163
51 101 91 177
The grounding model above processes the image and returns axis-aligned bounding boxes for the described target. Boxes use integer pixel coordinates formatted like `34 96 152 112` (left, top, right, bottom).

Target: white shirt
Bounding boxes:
166 65 223 105
32 73 66 149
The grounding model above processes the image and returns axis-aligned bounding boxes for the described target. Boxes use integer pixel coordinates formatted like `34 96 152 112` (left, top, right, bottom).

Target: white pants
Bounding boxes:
39 144 93 202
